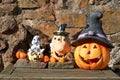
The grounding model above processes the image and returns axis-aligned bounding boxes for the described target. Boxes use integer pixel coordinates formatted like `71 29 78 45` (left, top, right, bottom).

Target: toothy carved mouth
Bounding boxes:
34 57 42 61
79 55 101 64
55 52 67 57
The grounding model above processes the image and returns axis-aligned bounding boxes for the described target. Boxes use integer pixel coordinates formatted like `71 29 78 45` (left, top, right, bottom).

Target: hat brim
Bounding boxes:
53 32 69 36
71 36 114 48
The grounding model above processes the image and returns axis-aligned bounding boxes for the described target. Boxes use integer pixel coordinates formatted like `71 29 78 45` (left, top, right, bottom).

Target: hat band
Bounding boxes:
77 31 106 39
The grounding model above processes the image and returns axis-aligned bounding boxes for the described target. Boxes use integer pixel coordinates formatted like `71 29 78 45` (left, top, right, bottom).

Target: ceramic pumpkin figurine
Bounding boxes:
50 24 73 63
74 42 110 70
27 35 45 62
27 49 44 62
72 11 113 70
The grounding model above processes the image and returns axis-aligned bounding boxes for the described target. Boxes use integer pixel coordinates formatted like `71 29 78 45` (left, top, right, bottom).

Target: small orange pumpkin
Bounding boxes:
74 42 110 70
50 57 57 63
16 49 27 59
59 58 65 63
43 55 50 63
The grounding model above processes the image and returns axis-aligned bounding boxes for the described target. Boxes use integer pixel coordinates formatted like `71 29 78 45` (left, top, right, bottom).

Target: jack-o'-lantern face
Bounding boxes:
27 51 44 62
51 35 71 55
74 42 110 70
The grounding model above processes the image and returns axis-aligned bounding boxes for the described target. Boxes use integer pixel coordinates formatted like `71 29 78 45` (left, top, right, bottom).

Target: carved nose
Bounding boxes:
88 51 90 54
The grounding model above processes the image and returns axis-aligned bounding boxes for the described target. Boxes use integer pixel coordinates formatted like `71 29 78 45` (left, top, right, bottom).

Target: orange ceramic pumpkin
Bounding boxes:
50 35 72 62
16 50 27 59
74 42 110 70
43 55 50 63
50 57 57 63
59 57 65 63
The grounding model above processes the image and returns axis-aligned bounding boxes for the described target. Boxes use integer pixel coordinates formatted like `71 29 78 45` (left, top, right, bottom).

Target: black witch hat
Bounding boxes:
53 24 69 36
72 11 113 48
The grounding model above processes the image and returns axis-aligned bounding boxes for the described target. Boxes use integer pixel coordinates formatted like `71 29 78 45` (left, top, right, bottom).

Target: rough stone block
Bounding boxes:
102 10 120 34
56 11 86 27
2 0 16 3
18 0 45 9
0 4 18 12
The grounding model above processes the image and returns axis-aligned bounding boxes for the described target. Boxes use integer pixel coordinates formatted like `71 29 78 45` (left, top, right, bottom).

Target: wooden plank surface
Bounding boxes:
11 68 118 77
0 64 120 80
1 63 14 74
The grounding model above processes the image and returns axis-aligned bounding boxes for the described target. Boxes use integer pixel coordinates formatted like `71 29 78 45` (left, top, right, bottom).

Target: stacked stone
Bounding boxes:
0 0 27 69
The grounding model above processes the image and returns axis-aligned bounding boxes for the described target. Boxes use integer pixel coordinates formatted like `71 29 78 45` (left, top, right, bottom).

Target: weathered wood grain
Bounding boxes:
0 63 120 80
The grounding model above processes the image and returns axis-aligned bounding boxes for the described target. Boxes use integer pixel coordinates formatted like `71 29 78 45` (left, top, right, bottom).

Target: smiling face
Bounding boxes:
74 42 110 70
27 51 44 62
51 35 71 55
50 35 72 61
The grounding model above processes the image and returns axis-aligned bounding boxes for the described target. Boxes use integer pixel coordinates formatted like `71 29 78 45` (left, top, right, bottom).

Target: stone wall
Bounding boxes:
0 0 120 70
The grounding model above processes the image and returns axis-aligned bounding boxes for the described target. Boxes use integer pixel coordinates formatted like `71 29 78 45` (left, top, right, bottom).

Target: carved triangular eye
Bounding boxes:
83 45 87 48
93 45 97 49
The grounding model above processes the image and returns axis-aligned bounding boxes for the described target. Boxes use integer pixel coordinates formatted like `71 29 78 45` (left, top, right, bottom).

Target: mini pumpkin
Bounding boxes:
43 55 50 63
16 49 27 59
74 42 110 70
58 57 65 63
50 57 57 63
